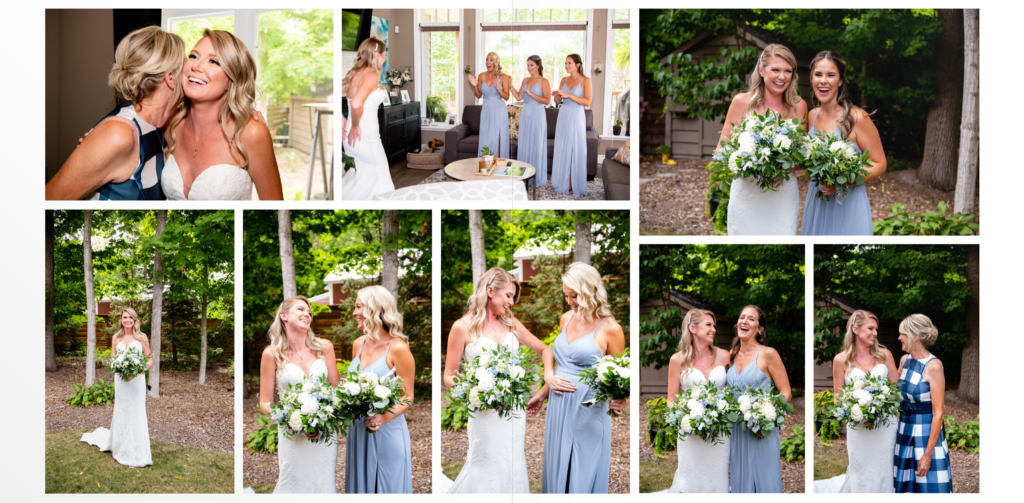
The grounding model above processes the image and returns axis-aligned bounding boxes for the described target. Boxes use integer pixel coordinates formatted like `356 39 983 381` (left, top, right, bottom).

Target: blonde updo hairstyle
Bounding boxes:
343 37 386 92
112 307 149 349
356 285 408 342
899 314 939 348
746 43 801 117
166 29 258 167
465 267 520 344
841 309 885 374
679 309 716 377
109 26 186 107
562 262 612 325
267 296 326 371
486 51 504 77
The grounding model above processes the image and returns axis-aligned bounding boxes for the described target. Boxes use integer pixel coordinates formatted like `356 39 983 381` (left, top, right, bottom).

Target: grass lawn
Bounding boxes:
248 483 276 493
46 429 233 493
639 459 677 492
813 440 848 480
442 459 543 493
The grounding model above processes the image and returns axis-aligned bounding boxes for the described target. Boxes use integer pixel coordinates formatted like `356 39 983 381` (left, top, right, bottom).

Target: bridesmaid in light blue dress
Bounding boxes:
511 55 551 187
345 286 414 493
801 51 887 235
726 305 792 493
552 54 592 196
470 52 511 158
528 262 627 493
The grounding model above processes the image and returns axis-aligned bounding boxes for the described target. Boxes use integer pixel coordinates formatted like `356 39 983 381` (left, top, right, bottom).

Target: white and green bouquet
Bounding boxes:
667 380 740 445
712 110 805 192
800 129 872 203
108 346 148 381
834 373 902 430
270 374 349 444
337 367 410 434
578 351 631 417
449 344 540 420
736 387 794 439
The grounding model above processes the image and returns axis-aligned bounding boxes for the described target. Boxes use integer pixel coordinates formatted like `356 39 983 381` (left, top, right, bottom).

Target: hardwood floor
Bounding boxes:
390 159 439 189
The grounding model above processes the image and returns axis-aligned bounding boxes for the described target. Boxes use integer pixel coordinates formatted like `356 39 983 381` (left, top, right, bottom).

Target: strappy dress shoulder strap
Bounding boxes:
810 109 818 131
592 316 610 333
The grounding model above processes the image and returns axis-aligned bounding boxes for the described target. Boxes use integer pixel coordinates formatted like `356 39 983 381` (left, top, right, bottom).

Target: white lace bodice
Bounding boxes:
161 154 253 200
277 358 328 392
846 363 889 385
116 340 143 354
464 331 518 361
680 365 728 391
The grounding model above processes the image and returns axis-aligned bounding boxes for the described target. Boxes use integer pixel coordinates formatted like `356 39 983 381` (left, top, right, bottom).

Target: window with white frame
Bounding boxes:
417 9 462 125
606 8 630 135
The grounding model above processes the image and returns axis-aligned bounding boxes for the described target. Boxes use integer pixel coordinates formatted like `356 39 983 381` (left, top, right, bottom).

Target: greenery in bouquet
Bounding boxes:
800 128 872 203
712 110 804 192
736 387 794 439
337 367 410 434
269 374 349 444
665 380 739 445
448 344 540 420
578 351 631 417
108 346 148 382
834 373 902 430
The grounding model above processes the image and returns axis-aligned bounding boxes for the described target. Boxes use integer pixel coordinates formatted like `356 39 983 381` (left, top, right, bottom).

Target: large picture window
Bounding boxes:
607 8 630 135
417 9 462 125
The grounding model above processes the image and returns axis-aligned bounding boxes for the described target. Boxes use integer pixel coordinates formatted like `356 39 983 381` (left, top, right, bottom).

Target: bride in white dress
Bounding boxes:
81 308 153 467
815 310 899 493
439 267 556 493
718 44 808 236
342 37 395 200
258 296 341 493
660 309 731 493
163 29 283 200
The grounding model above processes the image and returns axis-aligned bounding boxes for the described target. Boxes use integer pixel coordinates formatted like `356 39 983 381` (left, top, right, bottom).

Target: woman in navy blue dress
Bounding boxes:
893 314 952 493
510 55 551 187
801 51 887 235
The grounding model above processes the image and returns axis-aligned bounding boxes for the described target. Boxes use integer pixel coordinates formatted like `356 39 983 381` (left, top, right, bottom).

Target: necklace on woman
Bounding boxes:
189 114 219 158
694 349 712 368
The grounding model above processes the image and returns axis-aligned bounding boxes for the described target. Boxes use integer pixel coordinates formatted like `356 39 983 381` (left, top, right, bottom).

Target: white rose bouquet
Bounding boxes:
665 380 740 445
833 373 902 430
577 351 631 417
736 387 794 439
799 128 872 203
336 367 410 434
108 346 148 382
387 66 413 88
269 374 349 444
449 344 540 420
711 110 805 192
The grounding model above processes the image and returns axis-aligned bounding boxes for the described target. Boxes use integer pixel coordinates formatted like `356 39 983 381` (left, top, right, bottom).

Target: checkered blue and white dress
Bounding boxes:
893 354 952 493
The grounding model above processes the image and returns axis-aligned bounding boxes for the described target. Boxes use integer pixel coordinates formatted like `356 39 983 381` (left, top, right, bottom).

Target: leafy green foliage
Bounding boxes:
780 425 806 462
67 379 115 408
814 390 843 443
256 10 334 106
245 413 279 454
705 160 734 234
441 391 471 431
873 202 979 236
655 46 759 123
656 144 671 156
944 415 980 452
426 95 450 123
644 397 677 455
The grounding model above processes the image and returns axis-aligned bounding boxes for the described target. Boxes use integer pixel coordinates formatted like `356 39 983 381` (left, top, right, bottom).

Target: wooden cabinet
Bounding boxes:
340 98 421 164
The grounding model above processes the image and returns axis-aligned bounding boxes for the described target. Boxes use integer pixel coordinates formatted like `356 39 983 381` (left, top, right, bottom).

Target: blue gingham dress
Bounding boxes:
893 354 952 493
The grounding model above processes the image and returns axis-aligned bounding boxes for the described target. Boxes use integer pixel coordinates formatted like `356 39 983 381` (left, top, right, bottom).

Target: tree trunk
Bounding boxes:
954 9 980 215
469 210 486 292
45 210 57 372
84 210 96 387
574 211 592 265
199 294 208 385
149 210 166 398
919 9 964 191
958 244 979 404
279 210 297 299
382 210 399 298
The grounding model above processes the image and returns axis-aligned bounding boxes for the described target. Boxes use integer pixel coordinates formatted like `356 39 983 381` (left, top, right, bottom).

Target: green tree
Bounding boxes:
257 9 335 106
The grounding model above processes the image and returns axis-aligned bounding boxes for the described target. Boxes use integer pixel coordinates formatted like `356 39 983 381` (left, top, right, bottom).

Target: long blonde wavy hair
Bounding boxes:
166 29 257 167
112 307 148 349
746 43 801 118
562 262 611 325
267 296 325 371
108 26 185 108
841 309 885 375
485 51 504 77
357 286 408 342
464 267 520 344
899 314 940 348
343 37 385 92
679 309 716 378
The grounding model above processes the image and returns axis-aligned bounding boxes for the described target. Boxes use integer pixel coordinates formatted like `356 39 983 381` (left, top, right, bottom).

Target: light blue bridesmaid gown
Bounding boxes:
726 346 782 493
541 314 611 493
345 338 412 493
517 81 548 187
478 79 510 158
552 80 588 196
801 113 873 235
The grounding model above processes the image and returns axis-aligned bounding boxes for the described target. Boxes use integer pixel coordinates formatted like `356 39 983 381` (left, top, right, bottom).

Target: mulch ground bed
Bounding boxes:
813 391 979 493
638 395 807 493
241 395 434 493
441 393 631 493
46 357 233 452
640 156 981 235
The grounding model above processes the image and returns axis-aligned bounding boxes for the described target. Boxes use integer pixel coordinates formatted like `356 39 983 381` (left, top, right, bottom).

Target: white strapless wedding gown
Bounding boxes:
342 88 395 200
81 341 152 467
438 332 529 494
814 363 897 493
161 154 254 200
273 358 338 494
659 366 730 493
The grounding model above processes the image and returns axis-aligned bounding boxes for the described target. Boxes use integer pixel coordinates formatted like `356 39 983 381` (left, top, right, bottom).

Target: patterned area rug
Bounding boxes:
416 169 606 201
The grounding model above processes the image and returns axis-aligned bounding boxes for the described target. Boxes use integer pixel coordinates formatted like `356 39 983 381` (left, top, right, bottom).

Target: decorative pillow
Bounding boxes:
508 106 522 140
611 139 631 166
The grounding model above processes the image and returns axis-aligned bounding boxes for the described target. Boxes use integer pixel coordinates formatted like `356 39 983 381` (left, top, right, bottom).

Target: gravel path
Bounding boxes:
45 357 233 452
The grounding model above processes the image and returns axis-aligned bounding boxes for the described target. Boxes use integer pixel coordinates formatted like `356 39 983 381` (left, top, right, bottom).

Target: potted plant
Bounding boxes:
656 144 675 165
613 118 623 136
480 146 494 173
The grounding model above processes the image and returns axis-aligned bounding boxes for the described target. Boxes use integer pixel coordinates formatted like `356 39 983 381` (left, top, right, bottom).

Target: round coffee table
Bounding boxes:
444 157 537 200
